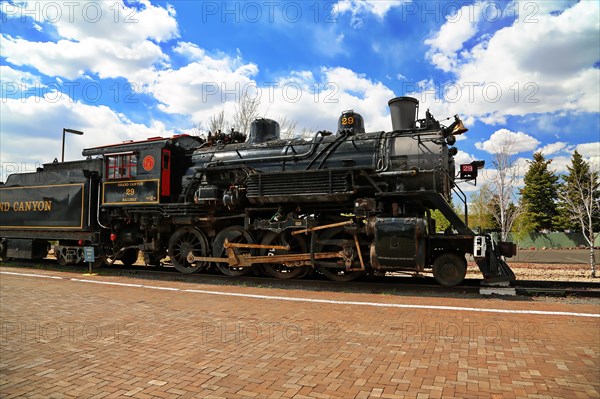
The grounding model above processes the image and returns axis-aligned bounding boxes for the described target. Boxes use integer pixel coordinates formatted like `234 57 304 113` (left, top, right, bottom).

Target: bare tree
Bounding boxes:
232 92 261 135
299 127 316 138
207 109 228 134
482 136 523 241
200 95 308 142
276 116 298 139
558 153 599 277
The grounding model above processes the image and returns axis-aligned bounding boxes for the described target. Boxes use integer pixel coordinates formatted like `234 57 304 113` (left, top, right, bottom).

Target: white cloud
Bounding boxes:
547 155 572 174
254 67 395 135
4 19 395 137
1 36 167 83
537 141 567 156
333 0 407 27
575 142 600 158
334 0 406 19
477 141 599 183
145 57 396 136
576 142 600 171
509 0 579 16
146 53 259 122
475 129 540 154
422 1 600 122
2 0 178 44
535 113 562 133
0 93 176 181
173 42 206 61
479 156 529 189
454 151 476 167
424 3 482 72
513 156 531 175
0 1 179 82
544 143 600 175
0 65 43 89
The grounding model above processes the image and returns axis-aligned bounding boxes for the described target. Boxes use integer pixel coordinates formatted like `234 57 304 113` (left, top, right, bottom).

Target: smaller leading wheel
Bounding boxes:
168 227 209 274
0 239 7 263
55 247 68 266
92 254 106 268
144 252 165 267
119 248 139 267
432 253 467 287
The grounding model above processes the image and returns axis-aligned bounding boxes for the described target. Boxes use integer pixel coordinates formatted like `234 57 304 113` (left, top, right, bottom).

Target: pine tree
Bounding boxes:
519 152 558 231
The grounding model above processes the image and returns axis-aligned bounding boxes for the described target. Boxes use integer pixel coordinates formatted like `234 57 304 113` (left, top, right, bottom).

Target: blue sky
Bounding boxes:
1 0 599 196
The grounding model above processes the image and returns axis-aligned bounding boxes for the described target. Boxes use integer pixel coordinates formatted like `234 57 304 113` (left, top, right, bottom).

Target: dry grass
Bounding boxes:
466 262 599 282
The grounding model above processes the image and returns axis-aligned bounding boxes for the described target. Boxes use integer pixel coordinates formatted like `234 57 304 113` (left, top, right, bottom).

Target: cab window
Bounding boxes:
106 154 137 179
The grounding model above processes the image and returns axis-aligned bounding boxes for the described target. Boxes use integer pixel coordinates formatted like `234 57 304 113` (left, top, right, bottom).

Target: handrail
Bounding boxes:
437 166 468 226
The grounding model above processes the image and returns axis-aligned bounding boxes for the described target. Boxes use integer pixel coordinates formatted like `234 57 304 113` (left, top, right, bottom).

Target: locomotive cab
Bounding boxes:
76 135 203 266
82 135 202 205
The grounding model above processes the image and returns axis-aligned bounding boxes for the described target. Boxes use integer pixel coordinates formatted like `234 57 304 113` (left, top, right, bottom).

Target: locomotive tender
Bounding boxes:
0 97 515 286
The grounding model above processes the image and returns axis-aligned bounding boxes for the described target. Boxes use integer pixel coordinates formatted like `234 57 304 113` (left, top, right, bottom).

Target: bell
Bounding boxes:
452 115 468 135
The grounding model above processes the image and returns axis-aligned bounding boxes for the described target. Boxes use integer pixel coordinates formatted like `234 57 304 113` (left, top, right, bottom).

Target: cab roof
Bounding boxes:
82 135 203 156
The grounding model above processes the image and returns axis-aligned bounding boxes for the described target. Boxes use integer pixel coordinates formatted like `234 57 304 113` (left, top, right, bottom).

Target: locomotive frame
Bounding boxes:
0 97 515 286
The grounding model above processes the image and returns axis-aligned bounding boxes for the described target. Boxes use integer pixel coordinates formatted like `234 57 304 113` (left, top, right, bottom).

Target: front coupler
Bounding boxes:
474 235 516 285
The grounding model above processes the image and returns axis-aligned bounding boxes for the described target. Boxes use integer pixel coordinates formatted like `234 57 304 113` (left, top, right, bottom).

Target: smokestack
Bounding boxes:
388 96 418 130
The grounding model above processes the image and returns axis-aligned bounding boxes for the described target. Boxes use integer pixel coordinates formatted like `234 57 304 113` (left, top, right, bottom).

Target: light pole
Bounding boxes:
62 128 84 162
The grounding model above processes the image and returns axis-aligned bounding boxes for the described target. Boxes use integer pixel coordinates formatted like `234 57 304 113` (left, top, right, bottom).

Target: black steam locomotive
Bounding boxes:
0 97 515 286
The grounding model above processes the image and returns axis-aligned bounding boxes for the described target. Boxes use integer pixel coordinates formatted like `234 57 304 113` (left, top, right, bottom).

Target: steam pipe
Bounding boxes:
378 169 422 177
205 131 328 168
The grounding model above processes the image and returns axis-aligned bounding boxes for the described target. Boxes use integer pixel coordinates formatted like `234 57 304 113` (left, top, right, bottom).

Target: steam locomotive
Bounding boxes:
0 97 515 286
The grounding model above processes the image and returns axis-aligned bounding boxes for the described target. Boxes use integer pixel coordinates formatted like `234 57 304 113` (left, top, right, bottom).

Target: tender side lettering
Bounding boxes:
0 201 52 212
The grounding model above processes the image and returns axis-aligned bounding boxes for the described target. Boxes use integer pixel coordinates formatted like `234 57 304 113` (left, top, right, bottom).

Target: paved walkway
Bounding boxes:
0 266 598 398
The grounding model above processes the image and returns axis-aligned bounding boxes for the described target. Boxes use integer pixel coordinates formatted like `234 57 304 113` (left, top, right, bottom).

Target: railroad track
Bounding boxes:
510 280 600 298
2 259 600 298
114 267 600 298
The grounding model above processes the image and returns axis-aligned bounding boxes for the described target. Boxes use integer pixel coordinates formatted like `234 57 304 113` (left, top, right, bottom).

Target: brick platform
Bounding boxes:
1 267 598 399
